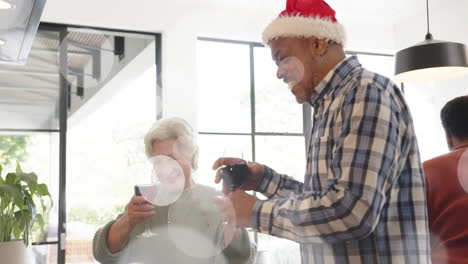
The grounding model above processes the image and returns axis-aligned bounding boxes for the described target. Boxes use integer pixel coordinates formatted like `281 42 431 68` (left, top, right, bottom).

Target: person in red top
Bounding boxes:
423 95 468 264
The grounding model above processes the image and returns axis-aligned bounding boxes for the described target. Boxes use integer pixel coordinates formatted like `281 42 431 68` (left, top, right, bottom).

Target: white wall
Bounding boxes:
68 41 156 128
394 0 468 159
394 0 468 50
41 0 397 130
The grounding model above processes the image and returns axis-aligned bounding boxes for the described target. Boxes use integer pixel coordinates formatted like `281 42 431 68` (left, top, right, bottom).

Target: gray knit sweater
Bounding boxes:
93 184 256 264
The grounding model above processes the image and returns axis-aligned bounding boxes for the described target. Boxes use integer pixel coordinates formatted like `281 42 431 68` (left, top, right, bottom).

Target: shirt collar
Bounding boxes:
453 143 468 151
310 56 362 108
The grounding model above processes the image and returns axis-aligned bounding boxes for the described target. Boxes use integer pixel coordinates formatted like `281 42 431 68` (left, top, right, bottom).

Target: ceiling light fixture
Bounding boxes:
0 39 6 46
394 0 468 82
0 0 13 9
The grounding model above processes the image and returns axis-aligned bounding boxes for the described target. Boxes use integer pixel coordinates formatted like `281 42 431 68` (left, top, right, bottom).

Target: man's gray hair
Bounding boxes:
144 117 198 169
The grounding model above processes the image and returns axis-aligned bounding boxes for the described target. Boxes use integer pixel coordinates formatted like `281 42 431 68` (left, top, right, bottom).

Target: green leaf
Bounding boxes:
36 214 44 229
16 172 38 184
15 211 25 231
36 184 50 196
5 173 18 185
13 224 22 240
21 192 36 219
13 195 25 209
15 161 22 173
36 194 47 212
20 212 32 230
0 163 2 177
15 210 32 238
23 191 35 210
0 184 22 201
17 172 38 195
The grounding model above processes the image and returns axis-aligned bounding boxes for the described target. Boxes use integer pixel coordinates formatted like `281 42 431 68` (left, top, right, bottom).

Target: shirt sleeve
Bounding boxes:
251 83 406 244
92 217 126 264
256 166 304 199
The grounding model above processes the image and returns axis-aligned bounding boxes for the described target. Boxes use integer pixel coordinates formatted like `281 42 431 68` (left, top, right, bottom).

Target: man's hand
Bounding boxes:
212 157 265 192
213 189 259 228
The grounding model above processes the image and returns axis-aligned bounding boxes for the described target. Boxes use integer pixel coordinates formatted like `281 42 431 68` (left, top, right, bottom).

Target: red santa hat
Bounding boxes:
262 0 346 45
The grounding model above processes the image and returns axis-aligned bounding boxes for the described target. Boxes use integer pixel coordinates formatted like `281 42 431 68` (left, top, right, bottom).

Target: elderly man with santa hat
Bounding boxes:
213 0 431 263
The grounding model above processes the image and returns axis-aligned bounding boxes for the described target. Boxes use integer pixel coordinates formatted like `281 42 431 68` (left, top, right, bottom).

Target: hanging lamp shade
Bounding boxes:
394 34 468 82
394 0 468 82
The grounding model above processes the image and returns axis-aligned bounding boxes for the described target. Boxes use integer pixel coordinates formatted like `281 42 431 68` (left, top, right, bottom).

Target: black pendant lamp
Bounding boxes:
394 0 468 82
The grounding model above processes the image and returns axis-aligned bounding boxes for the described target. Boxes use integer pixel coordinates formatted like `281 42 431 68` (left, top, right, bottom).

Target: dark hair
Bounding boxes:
440 95 468 140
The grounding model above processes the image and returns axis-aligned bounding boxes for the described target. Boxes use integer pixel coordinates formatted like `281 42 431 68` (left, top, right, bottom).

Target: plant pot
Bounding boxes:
0 240 27 264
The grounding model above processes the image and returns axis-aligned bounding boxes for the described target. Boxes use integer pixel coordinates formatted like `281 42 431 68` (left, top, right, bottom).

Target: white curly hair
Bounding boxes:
144 117 199 169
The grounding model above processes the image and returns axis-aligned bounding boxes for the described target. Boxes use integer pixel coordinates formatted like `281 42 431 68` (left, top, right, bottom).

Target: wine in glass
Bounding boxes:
134 184 158 238
219 150 249 194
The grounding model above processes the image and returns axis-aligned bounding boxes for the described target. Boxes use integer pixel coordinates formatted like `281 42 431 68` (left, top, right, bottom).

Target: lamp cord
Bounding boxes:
426 0 430 33
425 0 433 40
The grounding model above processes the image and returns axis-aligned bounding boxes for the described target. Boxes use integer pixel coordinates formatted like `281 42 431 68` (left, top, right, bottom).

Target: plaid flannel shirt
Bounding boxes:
251 56 431 263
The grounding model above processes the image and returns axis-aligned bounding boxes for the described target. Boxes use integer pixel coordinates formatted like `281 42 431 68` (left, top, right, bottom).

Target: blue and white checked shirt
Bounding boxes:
251 56 430 263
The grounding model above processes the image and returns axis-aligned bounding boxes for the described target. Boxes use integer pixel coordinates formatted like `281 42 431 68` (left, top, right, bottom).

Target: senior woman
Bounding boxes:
93 117 256 264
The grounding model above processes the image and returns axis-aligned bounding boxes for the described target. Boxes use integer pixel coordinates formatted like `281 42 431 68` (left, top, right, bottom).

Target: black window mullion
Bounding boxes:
197 38 310 250
249 44 256 163
32 241 59 246
249 43 259 245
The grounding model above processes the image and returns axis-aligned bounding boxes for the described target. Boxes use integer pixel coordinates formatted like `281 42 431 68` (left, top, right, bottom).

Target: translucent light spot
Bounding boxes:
167 224 222 259
281 56 305 89
146 155 185 206
166 193 237 259
57 28 116 90
457 149 468 194
430 231 448 264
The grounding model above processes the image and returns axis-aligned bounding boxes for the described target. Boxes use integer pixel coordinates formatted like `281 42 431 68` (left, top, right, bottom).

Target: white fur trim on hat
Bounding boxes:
262 15 346 45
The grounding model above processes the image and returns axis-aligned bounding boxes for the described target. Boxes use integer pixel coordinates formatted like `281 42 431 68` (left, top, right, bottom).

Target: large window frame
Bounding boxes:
197 37 311 247
196 37 395 250
0 22 162 264
197 37 312 162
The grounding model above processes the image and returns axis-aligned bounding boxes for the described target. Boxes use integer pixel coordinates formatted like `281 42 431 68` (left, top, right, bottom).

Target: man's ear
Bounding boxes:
445 131 454 151
310 38 328 56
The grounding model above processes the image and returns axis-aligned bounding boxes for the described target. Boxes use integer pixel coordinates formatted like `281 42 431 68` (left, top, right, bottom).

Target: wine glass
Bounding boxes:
219 149 249 194
133 155 187 238
134 183 158 238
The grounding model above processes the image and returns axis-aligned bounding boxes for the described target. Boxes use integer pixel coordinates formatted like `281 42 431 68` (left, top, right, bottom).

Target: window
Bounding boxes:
350 52 395 78
348 51 468 161
403 78 468 161
196 38 304 262
0 133 60 263
196 39 398 262
66 50 158 264
0 23 161 264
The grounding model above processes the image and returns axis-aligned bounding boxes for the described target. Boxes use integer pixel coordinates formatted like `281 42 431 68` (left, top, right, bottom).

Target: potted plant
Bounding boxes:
0 162 52 264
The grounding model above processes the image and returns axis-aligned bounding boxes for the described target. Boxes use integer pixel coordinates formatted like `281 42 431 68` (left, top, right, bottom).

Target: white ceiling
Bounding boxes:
188 0 430 25
41 0 437 29
41 0 456 52
35 0 468 131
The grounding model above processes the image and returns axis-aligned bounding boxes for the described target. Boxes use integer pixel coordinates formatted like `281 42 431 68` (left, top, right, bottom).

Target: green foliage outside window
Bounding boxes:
0 136 31 169
68 204 126 229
